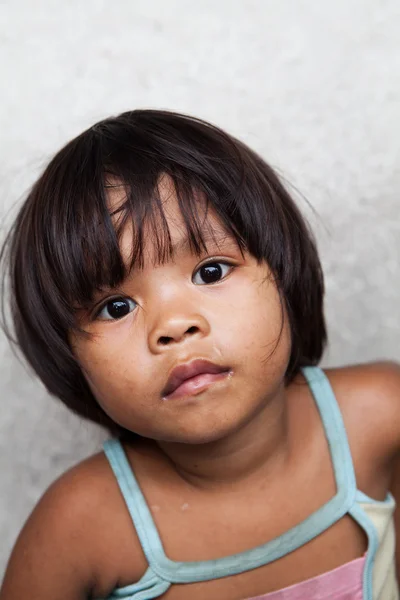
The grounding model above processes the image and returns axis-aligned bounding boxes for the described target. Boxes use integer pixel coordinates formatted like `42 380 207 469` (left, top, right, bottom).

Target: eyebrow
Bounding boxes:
170 231 238 256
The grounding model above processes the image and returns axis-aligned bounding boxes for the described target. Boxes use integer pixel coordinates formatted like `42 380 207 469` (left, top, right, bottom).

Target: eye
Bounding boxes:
95 297 137 321
192 262 232 285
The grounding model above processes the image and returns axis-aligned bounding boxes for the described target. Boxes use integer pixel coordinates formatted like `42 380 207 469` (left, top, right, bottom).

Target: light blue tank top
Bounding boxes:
100 366 396 600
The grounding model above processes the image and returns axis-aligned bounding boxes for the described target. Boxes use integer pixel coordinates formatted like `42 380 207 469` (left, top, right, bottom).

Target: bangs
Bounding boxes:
11 114 257 339
57 166 246 315
6 110 312 339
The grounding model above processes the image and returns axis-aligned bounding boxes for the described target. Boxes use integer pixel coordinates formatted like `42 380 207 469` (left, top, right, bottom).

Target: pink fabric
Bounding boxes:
245 555 366 600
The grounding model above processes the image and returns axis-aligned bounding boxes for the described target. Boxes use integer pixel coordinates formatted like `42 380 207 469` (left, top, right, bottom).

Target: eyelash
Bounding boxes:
192 260 234 285
93 297 136 321
92 259 235 322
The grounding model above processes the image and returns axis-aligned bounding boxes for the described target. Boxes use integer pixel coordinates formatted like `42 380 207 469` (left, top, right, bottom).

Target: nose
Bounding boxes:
148 311 210 353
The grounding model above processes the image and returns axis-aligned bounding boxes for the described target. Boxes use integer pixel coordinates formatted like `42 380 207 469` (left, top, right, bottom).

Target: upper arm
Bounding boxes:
0 464 100 600
364 361 400 455
389 455 400 579
365 362 400 575
380 362 400 576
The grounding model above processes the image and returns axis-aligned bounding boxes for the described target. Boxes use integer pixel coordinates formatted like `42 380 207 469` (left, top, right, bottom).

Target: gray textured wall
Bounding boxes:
1 0 399 578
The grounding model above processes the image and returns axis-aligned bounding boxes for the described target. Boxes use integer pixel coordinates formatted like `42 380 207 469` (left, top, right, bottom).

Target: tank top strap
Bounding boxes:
301 366 357 498
103 439 166 567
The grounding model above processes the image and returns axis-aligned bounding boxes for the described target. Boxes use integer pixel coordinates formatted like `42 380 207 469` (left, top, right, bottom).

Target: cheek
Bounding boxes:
220 276 287 345
72 331 172 435
239 294 291 395
71 331 146 403
76 349 155 431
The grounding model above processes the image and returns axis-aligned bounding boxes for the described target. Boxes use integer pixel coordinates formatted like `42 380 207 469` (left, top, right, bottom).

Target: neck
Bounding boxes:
157 384 289 491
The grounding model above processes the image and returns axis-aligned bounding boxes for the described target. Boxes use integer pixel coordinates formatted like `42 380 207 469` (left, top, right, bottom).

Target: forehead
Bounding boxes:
106 174 237 268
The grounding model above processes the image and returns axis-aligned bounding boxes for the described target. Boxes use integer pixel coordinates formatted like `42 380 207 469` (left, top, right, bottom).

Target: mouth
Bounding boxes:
162 359 232 400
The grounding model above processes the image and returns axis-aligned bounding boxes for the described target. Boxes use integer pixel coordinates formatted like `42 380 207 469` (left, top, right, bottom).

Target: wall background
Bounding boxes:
1 0 399 578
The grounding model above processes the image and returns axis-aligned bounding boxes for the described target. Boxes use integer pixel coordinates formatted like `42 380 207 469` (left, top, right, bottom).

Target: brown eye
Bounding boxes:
96 298 136 321
192 262 231 285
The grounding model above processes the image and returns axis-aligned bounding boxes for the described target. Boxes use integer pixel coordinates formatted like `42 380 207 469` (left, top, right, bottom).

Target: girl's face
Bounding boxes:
71 180 292 444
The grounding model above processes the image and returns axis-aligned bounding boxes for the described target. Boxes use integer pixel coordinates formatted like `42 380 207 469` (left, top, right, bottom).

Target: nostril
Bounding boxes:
186 326 198 335
157 327 199 346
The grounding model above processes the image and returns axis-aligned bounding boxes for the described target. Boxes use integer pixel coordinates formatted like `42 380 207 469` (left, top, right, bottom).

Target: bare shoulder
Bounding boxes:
1 450 147 599
325 361 400 449
323 361 400 494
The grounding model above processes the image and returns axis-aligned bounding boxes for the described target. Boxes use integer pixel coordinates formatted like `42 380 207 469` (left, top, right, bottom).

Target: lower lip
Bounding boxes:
164 371 231 401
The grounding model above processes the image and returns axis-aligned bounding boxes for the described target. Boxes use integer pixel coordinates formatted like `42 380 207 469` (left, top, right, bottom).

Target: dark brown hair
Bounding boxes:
0 109 326 437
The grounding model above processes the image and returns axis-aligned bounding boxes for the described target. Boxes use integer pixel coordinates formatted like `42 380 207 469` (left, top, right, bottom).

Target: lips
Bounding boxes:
162 359 231 400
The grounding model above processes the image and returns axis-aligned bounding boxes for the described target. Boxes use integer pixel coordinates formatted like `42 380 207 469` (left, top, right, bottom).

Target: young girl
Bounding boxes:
0 110 399 600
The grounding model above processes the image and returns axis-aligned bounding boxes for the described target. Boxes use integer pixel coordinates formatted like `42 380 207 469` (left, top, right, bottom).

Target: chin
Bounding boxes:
151 419 242 446
177 431 230 446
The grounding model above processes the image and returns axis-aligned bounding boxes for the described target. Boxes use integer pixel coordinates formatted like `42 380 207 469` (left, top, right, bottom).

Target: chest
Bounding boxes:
101 454 367 600
158 515 366 600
